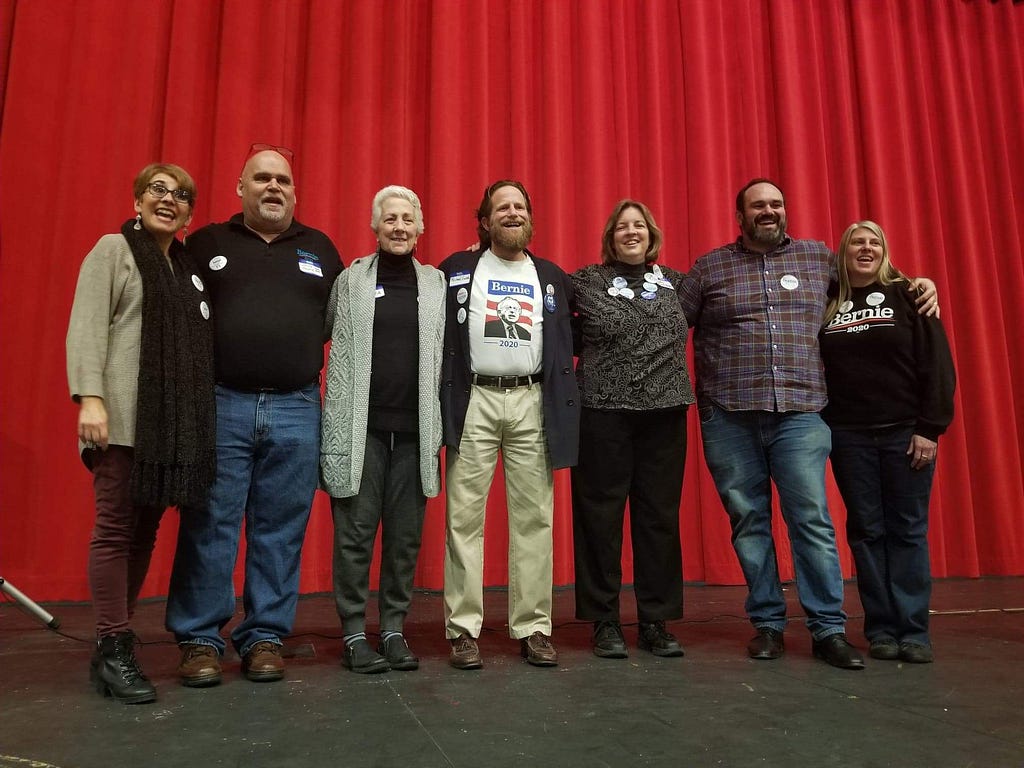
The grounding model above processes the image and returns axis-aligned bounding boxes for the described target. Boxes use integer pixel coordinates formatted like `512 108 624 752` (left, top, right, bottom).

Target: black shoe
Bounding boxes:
898 642 934 664
638 620 685 657
379 634 419 671
747 628 784 660
869 638 900 660
592 621 628 659
94 631 156 704
812 633 865 670
342 638 390 674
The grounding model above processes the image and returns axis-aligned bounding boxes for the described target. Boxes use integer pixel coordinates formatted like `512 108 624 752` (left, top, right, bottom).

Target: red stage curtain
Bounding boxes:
1 0 1022 602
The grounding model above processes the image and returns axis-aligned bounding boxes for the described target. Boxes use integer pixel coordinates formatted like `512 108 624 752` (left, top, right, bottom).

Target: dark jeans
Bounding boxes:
332 429 426 635
830 425 935 646
88 445 163 637
571 407 687 623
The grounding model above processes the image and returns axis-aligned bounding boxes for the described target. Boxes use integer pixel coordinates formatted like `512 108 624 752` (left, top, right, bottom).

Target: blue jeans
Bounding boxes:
830 425 934 646
166 384 321 656
698 404 846 639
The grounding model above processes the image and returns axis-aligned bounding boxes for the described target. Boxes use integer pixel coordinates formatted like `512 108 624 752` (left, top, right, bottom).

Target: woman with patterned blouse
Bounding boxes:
571 200 694 659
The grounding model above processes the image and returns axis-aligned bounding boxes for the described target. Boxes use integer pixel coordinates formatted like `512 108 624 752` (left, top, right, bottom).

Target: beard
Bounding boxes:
490 218 534 252
743 212 787 249
255 195 294 227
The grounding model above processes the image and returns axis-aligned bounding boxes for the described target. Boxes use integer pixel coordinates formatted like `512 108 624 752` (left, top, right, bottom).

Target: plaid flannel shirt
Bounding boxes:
678 236 836 412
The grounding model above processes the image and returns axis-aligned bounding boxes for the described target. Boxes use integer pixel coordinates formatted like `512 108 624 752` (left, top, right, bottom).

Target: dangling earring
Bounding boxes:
182 226 189 245
133 214 142 231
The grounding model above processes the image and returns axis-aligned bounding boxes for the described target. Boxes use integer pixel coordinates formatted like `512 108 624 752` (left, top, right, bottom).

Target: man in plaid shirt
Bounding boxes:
680 178 911 670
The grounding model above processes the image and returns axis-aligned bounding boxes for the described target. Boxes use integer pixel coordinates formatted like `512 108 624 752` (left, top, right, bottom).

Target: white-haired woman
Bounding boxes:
320 186 446 673
820 220 955 664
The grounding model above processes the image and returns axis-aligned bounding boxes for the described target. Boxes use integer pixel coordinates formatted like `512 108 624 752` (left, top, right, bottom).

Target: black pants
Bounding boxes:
331 430 426 635
571 407 688 622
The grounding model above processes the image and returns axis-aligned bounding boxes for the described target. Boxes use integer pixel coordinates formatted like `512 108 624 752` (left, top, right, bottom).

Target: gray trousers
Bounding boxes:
331 429 426 635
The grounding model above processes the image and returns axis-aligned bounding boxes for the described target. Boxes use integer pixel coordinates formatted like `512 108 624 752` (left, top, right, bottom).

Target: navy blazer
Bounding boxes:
439 249 580 469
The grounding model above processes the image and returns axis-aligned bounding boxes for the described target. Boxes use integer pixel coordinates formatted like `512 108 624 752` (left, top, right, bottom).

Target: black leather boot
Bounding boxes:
93 631 156 704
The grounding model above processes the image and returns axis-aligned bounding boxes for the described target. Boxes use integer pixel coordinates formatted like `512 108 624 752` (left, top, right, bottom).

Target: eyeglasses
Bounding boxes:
145 182 193 205
247 143 295 163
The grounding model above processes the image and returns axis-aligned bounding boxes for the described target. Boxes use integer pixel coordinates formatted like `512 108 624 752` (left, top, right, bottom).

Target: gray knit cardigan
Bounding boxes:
320 252 446 498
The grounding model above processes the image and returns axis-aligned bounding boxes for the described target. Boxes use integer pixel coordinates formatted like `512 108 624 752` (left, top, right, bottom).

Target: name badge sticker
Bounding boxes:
375 285 385 298
298 260 324 277
209 255 227 271
780 274 799 290
449 271 471 287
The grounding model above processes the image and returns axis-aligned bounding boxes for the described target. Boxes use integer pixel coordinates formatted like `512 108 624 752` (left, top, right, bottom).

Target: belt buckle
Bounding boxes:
499 375 516 389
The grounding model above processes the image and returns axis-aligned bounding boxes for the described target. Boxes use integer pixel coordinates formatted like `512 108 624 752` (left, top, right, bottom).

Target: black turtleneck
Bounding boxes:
368 250 419 433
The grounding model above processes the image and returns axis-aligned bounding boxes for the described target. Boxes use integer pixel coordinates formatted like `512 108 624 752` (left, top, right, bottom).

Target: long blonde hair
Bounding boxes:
825 220 904 323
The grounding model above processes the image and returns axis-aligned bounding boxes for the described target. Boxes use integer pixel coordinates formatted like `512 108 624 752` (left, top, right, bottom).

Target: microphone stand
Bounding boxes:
0 577 61 629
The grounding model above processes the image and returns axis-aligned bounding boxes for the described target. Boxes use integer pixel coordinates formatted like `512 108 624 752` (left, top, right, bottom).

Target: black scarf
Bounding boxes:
120 219 216 508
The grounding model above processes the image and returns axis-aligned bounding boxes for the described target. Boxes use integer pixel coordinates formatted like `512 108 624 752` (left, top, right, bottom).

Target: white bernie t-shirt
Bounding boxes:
467 250 544 376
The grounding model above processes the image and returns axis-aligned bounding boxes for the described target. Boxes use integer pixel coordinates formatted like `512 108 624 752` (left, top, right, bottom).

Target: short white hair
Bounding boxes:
370 185 424 234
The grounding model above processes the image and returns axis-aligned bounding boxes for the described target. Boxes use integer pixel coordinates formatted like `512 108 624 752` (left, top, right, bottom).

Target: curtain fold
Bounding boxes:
2 0 1022 601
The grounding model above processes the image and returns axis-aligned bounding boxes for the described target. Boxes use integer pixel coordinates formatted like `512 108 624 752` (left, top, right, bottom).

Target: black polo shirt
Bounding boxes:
189 214 343 391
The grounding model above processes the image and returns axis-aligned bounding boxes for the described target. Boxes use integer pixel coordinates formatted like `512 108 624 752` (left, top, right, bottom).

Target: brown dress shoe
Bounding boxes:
242 640 285 682
520 631 558 667
178 643 221 687
449 634 483 670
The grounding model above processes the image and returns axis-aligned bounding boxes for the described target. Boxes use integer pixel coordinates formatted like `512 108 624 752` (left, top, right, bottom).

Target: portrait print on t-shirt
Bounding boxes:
483 280 534 343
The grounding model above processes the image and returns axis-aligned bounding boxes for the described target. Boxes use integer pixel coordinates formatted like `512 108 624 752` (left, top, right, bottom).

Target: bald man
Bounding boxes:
166 145 343 685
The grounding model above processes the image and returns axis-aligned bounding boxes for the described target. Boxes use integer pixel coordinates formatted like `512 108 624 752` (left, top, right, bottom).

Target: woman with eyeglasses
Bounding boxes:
66 163 216 703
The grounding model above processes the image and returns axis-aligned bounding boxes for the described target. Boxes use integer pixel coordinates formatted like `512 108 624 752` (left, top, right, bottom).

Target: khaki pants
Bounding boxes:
443 383 554 639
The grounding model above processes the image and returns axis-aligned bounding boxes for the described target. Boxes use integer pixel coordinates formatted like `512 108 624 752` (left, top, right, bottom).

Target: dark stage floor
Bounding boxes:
1 579 1022 768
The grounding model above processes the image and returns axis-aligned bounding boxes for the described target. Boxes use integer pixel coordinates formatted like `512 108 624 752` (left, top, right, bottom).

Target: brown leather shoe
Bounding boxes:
178 643 221 687
449 634 483 670
242 640 285 682
520 631 558 667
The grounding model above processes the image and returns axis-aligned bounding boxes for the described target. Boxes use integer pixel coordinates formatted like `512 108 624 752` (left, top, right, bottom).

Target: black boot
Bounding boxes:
93 631 156 704
89 645 101 683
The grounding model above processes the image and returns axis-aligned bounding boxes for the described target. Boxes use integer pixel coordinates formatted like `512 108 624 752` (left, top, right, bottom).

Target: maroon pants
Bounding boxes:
88 445 164 637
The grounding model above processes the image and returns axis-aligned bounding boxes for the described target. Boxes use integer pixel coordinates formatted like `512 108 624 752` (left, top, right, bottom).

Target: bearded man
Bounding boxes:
438 180 579 670
677 178 938 671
